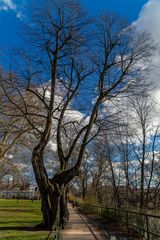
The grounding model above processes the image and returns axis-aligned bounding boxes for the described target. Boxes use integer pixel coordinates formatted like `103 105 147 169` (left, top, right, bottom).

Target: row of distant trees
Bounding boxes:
76 94 160 210
0 0 157 230
0 157 30 191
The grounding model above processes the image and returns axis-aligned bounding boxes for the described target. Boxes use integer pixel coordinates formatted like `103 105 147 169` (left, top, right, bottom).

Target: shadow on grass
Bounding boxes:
0 226 44 231
0 209 38 212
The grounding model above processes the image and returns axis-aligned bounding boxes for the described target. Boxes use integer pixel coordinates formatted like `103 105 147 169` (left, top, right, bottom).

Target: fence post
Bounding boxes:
107 207 109 217
100 206 102 218
146 215 149 240
126 210 129 236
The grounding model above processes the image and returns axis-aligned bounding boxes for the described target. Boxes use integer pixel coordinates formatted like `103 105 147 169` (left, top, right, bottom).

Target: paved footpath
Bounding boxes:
60 204 109 240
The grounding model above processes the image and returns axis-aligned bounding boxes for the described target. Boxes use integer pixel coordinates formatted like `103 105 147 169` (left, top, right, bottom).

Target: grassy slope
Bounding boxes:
0 199 52 240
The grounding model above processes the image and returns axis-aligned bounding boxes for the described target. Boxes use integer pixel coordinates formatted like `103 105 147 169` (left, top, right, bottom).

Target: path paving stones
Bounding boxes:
60 204 108 240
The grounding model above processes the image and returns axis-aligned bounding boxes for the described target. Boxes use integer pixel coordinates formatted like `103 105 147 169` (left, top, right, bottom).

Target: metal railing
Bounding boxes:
80 204 160 240
45 225 61 240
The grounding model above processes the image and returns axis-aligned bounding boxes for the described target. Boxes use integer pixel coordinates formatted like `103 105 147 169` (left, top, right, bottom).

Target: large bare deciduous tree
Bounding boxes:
1 0 154 230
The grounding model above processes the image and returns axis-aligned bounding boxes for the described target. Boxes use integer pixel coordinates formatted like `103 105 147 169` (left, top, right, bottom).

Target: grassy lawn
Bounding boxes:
0 199 53 240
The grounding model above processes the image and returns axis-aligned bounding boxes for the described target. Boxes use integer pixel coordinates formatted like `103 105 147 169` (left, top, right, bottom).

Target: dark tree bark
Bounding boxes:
2 0 154 230
60 186 69 229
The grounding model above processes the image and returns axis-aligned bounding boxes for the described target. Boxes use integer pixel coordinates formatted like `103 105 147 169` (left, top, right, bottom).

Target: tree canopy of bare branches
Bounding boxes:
0 0 155 230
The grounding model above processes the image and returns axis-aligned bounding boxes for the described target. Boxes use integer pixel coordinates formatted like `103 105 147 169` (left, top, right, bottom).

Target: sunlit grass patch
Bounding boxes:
0 199 52 240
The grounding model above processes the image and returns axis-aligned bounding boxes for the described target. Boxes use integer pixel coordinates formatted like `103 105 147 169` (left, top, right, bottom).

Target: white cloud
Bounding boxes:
16 10 24 19
0 5 8 10
0 0 25 20
133 0 160 91
0 0 16 11
134 0 160 43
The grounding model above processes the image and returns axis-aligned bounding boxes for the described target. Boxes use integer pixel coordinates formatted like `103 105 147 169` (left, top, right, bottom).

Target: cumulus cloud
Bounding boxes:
133 0 160 90
0 0 25 20
0 0 16 11
134 0 160 43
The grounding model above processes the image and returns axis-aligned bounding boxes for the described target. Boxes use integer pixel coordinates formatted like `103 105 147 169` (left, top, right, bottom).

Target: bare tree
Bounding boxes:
145 125 160 208
1 0 154 230
128 95 159 209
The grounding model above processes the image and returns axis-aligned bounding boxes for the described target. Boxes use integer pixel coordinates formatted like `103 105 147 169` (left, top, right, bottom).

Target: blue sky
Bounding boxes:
83 0 148 21
0 0 147 48
0 0 153 66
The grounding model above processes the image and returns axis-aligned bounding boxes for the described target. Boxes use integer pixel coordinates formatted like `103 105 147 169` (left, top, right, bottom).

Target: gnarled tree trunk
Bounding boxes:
40 185 69 230
32 146 74 230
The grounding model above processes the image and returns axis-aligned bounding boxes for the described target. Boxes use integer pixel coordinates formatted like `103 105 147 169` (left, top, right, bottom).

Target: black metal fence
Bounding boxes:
81 205 160 240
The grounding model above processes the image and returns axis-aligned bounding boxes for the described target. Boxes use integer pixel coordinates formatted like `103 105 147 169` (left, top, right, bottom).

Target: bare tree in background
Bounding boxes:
128 95 158 209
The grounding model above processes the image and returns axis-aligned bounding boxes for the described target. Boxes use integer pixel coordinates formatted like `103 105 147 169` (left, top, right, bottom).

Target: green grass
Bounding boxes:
0 199 53 240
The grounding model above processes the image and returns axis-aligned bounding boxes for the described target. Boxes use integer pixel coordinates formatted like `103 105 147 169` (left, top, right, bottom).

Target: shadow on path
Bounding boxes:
77 210 108 240
61 204 108 240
